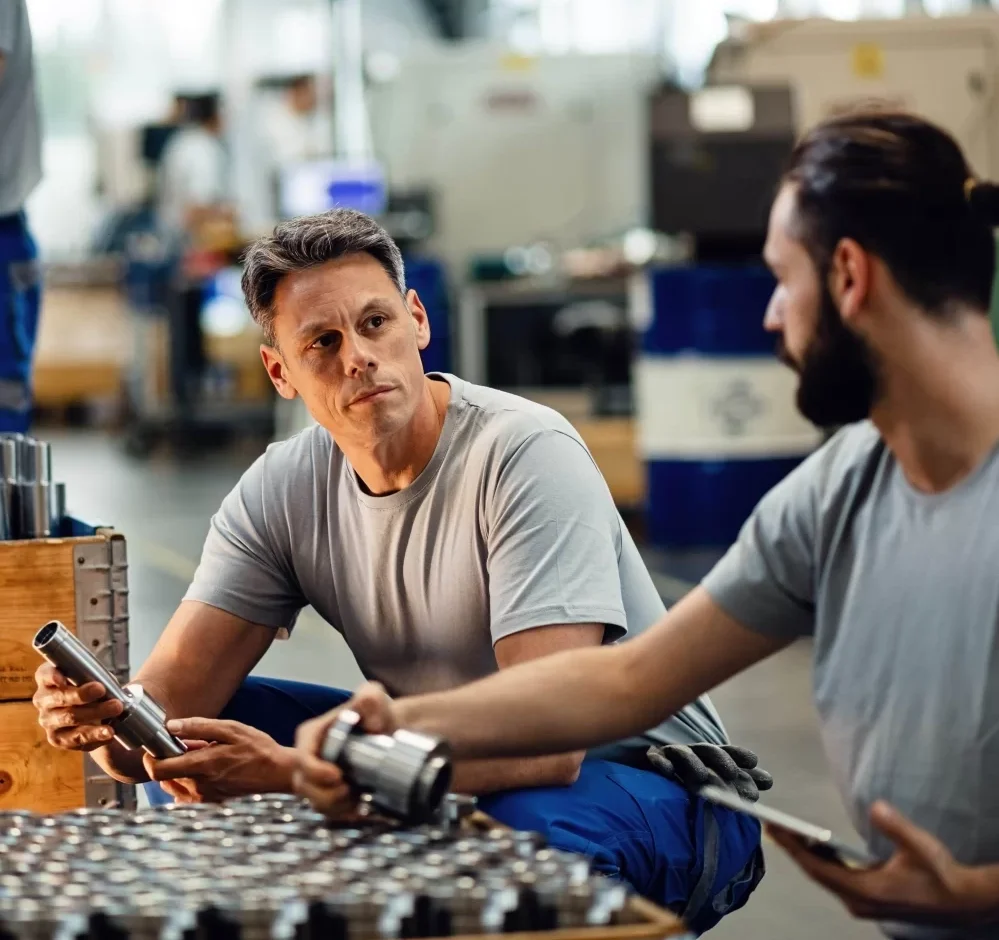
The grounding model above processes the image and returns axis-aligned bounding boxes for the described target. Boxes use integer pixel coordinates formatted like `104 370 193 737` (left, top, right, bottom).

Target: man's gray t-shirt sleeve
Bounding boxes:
701 452 819 640
184 453 306 630
485 429 627 645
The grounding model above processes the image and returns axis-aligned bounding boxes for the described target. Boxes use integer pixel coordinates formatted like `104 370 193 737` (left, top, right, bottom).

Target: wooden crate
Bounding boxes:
0 700 90 813
0 531 134 811
0 534 129 702
33 285 132 410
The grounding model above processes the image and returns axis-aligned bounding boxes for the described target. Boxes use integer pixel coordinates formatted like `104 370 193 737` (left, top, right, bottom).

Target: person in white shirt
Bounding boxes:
157 92 231 240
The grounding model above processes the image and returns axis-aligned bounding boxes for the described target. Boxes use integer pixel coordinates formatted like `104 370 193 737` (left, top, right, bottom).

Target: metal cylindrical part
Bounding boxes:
0 437 19 482
0 482 12 540
21 440 51 484
33 621 125 703
115 683 186 759
321 716 452 823
49 482 66 536
32 622 186 760
17 481 51 538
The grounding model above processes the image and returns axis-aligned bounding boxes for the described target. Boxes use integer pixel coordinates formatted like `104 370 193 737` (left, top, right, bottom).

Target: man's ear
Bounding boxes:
260 345 298 400
407 289 432 352
829 238 871 327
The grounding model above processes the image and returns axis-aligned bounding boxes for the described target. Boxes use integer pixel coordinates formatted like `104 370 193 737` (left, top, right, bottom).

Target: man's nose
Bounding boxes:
342 333 376 376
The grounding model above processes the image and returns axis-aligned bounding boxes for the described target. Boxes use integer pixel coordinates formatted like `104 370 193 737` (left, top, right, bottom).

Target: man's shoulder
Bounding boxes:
760 420 885 526
252 423 335 485
451 375 585 453
803 421 885 494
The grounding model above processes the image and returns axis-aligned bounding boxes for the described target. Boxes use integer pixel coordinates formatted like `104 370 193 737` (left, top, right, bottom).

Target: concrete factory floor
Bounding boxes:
47 428 881 940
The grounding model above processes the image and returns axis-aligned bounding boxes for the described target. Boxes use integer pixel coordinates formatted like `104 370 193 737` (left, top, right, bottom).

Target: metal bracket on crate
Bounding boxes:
73 533 130 687
73 531 136 810
83 754 135 810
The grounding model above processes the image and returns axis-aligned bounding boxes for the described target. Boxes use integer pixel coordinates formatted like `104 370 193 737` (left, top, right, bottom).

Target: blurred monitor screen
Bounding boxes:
279 159 387 219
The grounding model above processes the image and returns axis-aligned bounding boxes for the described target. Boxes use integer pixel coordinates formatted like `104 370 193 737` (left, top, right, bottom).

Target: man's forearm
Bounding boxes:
451 753 583 795
398 644 649 759
396 589 785 760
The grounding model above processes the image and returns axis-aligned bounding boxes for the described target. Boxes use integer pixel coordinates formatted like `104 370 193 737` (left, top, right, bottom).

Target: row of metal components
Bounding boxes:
0 434 66 540
0 795 629 939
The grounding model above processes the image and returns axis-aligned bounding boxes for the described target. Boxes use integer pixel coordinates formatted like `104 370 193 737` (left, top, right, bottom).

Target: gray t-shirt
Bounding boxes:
186 374 726 750
704 421 999 940
0 0 41 217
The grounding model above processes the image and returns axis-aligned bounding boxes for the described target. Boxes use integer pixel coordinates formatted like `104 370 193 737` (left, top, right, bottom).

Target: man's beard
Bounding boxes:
778 285 879 428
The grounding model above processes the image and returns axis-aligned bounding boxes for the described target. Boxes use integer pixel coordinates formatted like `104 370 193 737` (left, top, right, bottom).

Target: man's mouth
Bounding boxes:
775 338 800 373
350 386 395 406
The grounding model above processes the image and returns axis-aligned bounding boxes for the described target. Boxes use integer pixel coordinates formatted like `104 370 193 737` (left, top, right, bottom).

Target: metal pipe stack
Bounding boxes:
0 795 629 940
0 434 67 540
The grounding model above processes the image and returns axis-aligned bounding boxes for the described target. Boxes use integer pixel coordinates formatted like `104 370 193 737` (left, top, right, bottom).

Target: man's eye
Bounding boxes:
368 315 387 329
311 333 337 350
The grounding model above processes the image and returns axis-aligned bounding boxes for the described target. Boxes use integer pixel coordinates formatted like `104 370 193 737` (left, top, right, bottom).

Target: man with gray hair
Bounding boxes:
33 209 765 932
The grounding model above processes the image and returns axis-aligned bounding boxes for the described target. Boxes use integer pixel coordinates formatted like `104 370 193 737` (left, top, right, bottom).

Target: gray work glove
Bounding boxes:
646 743 774 803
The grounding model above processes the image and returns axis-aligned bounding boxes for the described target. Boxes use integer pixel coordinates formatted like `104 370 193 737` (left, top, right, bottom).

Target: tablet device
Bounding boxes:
699 785 876 869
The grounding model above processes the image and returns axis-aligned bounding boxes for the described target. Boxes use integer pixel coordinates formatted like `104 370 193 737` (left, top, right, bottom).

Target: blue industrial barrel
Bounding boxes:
405 256 452 374
636 265 820 548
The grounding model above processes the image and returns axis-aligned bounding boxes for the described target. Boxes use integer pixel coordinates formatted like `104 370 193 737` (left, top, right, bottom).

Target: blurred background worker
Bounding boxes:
258 74 333 172
156 92 232 245
0 0 41 432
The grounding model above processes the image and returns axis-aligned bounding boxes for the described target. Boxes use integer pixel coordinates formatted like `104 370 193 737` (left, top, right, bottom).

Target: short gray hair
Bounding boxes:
241 208 406 345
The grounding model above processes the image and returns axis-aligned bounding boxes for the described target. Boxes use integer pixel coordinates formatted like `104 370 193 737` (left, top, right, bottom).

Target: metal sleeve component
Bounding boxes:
0 794 633 938
32 620 186 760
320 709 453 823
0 435 67 540
0 435 19 482
17 480 51 538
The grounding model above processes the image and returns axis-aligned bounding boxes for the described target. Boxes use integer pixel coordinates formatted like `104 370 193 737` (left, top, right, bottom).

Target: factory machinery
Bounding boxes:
708 10 999 179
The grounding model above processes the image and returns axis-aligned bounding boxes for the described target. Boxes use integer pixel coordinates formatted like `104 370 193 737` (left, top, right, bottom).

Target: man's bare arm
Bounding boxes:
71 601 275 783
0 53 7 83
449 623 604 794
397 588 789 759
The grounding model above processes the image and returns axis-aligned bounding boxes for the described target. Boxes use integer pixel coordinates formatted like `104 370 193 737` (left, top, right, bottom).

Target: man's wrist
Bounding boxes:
958 864 999 922
273 746 299 793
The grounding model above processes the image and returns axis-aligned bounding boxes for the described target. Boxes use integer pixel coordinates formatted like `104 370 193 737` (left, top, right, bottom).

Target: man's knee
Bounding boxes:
477 760 764 934
217 676 351 747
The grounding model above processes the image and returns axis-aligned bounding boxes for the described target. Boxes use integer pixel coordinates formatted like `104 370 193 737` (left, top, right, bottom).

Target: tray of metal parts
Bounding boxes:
0 793 688 939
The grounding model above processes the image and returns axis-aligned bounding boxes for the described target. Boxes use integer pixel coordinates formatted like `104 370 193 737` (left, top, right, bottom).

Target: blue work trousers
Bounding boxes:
0 213 40 432
145 677 764 934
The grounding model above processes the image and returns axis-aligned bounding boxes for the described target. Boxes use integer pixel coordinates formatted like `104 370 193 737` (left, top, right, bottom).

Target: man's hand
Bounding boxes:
143 718 296 804
292 682 398 818
32 662 123 751
771 801 999 927
647 743 774 803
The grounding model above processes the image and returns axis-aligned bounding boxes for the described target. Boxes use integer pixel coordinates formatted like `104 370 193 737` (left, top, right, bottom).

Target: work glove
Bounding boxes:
646 743 774 803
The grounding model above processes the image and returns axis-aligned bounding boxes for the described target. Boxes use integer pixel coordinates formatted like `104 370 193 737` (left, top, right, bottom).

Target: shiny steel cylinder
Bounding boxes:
321 711 452 824
49 482 66 536
21 439 51 483
33 620 124 699
0 436 19 482
32 621 186 759
0 436 18 537
17 481 51 538
0 482 12 540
